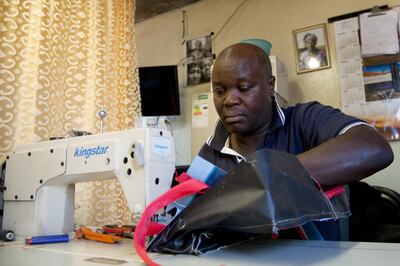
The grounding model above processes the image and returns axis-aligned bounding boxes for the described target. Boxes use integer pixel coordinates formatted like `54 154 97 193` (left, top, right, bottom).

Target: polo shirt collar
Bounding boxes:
206 97 285 152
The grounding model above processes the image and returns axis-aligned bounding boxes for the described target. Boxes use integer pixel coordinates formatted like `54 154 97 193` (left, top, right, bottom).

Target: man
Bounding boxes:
197 43 393 239
189 40 206 63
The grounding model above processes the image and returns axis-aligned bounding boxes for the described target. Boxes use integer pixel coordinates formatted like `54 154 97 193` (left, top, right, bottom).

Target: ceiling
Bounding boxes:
135 0 201 23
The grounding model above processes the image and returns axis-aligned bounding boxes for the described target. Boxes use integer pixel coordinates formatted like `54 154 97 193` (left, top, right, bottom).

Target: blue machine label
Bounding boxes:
152 137 171 157
73 145 109 158
154 144 169 150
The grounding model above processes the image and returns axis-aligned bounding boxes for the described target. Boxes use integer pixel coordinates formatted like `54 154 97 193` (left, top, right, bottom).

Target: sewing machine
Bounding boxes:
2 128 175 237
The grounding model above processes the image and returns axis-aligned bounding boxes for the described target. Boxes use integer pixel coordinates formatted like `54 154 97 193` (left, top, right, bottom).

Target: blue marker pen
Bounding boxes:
25 234 69 245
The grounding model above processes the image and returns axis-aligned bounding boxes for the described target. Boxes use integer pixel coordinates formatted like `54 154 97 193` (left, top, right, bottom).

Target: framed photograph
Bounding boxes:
293 23 331 74
186 35 213 86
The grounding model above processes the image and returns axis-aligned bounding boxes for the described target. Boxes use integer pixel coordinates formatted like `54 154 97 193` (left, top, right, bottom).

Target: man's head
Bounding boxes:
194 40 202 50
303 33 318 50
188 63 201 84
212 43 275 136
200 57 213 80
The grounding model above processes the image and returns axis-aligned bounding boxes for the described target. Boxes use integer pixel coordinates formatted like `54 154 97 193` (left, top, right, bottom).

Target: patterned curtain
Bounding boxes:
0 0 141 226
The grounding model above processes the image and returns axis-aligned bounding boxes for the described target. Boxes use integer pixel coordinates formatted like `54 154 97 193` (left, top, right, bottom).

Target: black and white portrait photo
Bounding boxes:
186 35 213 86
293 24 331 73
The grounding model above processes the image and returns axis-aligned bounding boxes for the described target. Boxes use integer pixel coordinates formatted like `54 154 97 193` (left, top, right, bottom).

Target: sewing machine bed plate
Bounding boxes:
1 237 400 265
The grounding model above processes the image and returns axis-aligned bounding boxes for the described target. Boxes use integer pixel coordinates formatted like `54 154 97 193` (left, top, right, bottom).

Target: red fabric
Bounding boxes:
296 226 308 240
324 185 345 199
175 172 192 184
134 176 209 266
146 223 166 236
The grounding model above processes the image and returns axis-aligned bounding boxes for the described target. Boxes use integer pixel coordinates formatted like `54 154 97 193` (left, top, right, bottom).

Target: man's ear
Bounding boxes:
268 76 276 96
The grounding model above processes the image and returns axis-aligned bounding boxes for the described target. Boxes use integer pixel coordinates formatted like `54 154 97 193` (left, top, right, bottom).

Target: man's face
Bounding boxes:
194 40 202 50
201 58 212 80
212 48 275 136
304 35 316 49
188 65 201 84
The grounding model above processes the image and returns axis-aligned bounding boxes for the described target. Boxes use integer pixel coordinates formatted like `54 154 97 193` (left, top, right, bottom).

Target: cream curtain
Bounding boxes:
0 0 141 226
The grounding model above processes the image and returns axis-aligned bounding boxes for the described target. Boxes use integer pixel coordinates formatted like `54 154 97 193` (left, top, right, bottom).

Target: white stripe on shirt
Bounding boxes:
339 121 374 135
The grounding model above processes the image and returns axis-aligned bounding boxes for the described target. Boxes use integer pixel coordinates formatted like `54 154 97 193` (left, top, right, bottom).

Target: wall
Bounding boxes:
135 0 400 190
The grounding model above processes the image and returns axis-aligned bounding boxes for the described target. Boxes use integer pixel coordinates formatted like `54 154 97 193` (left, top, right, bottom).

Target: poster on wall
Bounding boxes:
186 35 213 86
334 16 400 141
192 93 209 128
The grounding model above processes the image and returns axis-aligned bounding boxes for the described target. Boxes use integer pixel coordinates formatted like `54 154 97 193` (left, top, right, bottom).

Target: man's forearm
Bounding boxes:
297 125 394 186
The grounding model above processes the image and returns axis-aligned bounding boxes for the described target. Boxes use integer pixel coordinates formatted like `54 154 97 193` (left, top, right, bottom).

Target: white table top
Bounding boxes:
2 237 400 266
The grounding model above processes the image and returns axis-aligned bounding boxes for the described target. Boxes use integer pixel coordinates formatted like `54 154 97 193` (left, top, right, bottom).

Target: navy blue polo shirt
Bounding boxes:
197 99 367 240
199 99 366 173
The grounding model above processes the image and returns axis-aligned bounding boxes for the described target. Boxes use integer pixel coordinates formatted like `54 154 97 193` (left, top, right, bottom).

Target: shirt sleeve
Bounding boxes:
293 101 366 149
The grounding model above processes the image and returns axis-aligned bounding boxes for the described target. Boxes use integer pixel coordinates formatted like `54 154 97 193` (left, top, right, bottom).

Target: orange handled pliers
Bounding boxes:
102 225 136 238
75 226 122 244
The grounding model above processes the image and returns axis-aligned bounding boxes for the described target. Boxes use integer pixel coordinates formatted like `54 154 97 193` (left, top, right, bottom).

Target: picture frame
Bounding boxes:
293 23 331 74
186 35 213 86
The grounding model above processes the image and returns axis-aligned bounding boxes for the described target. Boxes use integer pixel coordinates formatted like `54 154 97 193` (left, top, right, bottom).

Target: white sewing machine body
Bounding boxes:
2 128 175 237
